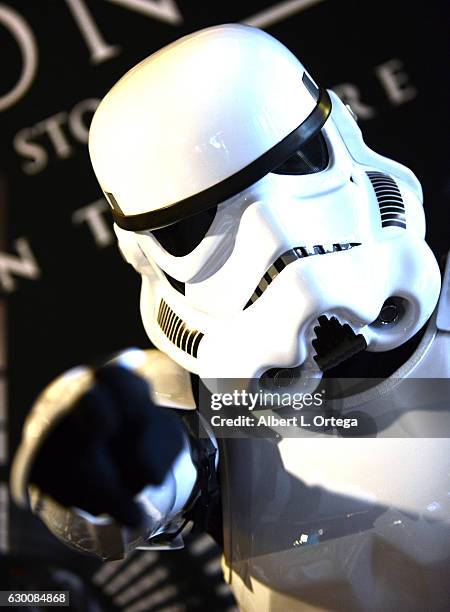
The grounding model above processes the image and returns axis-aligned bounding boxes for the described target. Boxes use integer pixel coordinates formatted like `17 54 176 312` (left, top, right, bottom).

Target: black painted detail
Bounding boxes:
379 206 406 214
302 72 320 100
383 220 408 229
162 271 185 295
109 88 332 231
271 130 328 175
152 205 217 256
366 171 406 229
157 299 203 358
244 242 361 309
375 298 401 325
104 191 124 214
312 315 367 371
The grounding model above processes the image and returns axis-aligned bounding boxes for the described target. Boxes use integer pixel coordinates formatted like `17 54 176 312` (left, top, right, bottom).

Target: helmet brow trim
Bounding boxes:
111 87 332 232
104 191 124 214
302 72 320 101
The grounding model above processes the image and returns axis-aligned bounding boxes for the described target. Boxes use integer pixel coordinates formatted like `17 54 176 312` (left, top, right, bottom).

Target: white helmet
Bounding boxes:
89 23 440 382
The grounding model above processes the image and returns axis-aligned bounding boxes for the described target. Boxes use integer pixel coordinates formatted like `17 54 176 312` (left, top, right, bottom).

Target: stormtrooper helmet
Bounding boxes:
88 23 441 382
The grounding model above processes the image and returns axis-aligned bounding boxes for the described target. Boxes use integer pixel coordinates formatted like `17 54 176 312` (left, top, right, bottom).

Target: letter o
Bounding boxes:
0 4 38 111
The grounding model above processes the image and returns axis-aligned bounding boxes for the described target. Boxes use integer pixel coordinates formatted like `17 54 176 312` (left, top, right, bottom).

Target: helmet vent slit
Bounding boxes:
245 243 361 309
157 299 203 357
366 171 406 229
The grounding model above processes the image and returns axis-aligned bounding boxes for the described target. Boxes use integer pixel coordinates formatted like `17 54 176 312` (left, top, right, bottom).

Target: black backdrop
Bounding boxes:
0 0 449 608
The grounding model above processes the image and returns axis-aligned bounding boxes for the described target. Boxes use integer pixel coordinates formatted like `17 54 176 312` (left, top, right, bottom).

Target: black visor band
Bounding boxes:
112 87 332 232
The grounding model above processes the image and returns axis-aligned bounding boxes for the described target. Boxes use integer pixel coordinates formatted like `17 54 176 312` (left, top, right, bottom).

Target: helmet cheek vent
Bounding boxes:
366 171 406 230
157 299 203 358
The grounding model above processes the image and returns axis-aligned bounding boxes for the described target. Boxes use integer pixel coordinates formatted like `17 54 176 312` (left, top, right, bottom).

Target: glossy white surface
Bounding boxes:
129 92 440 378
89 24 448 607
89 23 316 216
220 317 450 611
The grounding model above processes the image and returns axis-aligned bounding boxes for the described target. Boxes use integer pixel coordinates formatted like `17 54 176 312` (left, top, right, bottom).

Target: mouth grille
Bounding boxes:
366 171 406 229
245 242 361 309
157 299 203 358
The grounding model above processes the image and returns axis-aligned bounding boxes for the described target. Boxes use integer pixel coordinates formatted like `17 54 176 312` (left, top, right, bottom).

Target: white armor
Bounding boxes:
11 349 206 560
219 299 450 611
11 24 450 611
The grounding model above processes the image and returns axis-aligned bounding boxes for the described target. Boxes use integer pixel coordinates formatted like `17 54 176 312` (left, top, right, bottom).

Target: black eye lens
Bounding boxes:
151 131 327 253
151 205 217 257
272 131 328 175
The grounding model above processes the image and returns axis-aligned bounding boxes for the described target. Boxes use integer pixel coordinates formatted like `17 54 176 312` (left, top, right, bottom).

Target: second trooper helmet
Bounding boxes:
89 24 441 380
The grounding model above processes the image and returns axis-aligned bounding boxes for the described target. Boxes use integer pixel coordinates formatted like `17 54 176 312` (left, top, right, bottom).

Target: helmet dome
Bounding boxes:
89 23 329 230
